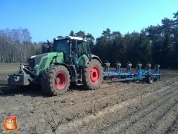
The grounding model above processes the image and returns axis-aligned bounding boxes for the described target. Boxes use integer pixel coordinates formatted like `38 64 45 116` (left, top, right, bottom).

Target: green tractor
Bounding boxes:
7 36 103 95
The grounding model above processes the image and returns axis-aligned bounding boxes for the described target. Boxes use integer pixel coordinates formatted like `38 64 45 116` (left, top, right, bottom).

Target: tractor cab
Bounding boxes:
53 36 91 67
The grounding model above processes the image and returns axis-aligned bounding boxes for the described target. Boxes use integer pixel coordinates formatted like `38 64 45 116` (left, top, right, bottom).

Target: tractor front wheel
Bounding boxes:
40 70 50 94
46 65 70 96
83 59 103 90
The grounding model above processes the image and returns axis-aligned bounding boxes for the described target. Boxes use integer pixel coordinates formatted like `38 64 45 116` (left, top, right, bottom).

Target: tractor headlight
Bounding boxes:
33 65 38 70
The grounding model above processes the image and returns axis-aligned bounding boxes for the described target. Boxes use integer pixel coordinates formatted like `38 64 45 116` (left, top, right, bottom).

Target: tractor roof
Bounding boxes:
54 36 87 41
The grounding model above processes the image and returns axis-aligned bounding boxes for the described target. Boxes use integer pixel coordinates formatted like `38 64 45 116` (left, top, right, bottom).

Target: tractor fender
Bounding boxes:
85 54 102 66
54 63 72 76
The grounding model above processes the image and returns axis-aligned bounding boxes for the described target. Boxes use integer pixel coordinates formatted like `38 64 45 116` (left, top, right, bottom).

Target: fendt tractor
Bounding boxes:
7 36 103 95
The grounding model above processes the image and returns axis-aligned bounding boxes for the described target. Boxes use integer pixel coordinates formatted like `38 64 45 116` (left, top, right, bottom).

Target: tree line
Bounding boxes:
0 11 178 69
0 28 41 63
92 11 178 68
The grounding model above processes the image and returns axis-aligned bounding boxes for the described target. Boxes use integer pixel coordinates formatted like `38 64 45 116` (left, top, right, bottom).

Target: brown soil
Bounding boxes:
0 63 178 134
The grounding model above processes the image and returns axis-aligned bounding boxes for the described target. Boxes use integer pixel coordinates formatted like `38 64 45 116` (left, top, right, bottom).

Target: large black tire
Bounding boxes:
41 65 70 96
83 59 103 90
40 70 50 94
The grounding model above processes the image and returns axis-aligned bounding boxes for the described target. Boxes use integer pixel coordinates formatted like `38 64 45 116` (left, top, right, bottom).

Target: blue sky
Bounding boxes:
0 0 178 42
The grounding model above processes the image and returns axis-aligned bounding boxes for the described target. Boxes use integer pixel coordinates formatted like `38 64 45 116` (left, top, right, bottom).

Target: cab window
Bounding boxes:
53 39 70 54
77 41 89 55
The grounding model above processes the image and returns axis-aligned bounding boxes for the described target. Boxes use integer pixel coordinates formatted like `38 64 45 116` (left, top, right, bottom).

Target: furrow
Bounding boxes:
55 81 178 134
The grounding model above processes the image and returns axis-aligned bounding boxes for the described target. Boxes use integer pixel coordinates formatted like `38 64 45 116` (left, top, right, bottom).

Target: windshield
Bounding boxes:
77 40 90 55
53 39 70 53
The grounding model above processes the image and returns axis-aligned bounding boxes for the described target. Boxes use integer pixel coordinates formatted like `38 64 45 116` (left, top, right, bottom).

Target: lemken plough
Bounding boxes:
103 61 161 84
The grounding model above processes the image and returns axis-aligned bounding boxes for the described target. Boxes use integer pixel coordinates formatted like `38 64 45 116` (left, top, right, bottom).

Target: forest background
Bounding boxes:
0 11 178 69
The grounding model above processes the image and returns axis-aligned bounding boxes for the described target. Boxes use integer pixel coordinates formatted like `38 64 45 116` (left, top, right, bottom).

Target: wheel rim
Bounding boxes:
90 67 99 83
55 72 66 90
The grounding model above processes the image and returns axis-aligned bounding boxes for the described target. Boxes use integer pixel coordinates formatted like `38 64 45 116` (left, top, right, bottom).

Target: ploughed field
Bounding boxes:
0 63 178 134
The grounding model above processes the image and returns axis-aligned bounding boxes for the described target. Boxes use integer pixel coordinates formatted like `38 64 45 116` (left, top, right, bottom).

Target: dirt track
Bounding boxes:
0 63 178 134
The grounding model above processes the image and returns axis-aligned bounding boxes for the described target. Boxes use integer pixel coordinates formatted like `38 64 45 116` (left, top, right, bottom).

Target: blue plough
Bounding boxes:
103 61 161 84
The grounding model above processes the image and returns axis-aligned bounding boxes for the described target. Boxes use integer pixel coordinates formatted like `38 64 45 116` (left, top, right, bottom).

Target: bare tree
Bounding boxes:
0 28 40 63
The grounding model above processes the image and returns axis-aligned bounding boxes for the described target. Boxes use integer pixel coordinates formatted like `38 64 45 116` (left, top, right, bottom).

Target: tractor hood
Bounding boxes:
28 53 48 70
28 52 64 72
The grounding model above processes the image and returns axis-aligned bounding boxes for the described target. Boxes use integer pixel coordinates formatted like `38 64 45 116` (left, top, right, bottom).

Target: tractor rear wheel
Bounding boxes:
83 59 103 90
45 65 70 95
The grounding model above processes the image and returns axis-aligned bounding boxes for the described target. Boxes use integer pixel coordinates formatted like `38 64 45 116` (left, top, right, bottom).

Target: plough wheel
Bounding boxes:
147 76 153 84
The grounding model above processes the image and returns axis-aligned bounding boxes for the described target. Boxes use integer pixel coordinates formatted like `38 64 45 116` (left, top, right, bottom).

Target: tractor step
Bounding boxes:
76 80 83 86
75 68 83 86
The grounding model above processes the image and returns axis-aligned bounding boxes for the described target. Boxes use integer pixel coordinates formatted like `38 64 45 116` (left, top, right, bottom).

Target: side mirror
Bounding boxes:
42 44 50 53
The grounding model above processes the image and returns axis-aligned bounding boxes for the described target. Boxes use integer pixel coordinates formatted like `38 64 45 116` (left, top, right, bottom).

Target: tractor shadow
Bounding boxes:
106 79 147 85
0 84 85 97
69 84 86 91
0 84 48 97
